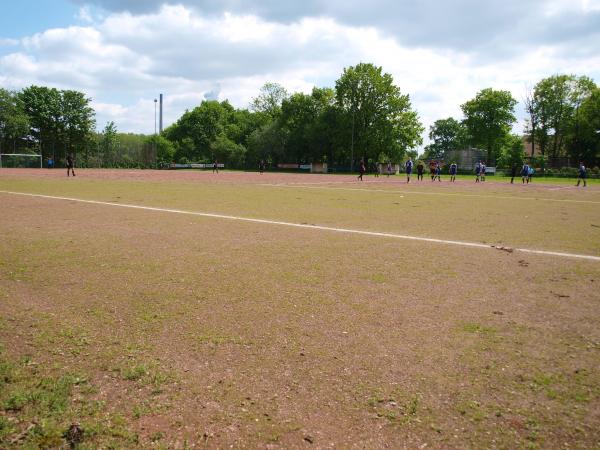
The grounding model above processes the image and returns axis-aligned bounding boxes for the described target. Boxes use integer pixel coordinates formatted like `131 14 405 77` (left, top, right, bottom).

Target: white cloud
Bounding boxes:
0 4 598 140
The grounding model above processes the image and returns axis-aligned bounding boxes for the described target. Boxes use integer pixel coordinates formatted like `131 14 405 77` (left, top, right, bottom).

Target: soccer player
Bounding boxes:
405 157 413 183
387 161 392 177
417 162 424 181
357 159 366 181
480 161 487 182
475 161 481 183
527 165 534 183
213 159 219 173
66 154 75 177
259 160 265 174
449 162 457 182
373 161 379 178
433 162 442 181
576 162 587 187
510 163 517 184
521 163 530 183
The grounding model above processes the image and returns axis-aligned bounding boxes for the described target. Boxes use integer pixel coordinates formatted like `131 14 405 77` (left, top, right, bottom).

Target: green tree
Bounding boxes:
461 88 517 163
145 134 175 166
19 86 95 163
497 134 526 169
100 121 119 166
250 82 289 118
424 117 469 160
335 63 423 170
210 135 246 168
0 89 30 153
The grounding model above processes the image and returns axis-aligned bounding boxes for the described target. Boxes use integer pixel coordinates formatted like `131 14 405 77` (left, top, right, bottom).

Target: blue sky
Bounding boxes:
1 1 599 143
0 0 79 39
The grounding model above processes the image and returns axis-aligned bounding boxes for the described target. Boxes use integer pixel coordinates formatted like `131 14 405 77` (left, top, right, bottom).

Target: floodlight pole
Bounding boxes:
154 99 157 135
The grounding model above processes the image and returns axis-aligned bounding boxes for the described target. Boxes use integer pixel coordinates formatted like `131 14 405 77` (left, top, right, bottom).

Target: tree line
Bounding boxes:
424 75 600 169
1 65 598 170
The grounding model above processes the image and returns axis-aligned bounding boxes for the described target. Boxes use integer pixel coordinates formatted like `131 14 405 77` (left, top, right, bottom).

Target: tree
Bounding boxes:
145 134 175 166
497 134 526 169
571 87 600 164
335 63 423 170
0 89 30 153
461 88 517 163
524 86 538 157
19 86 95 163
210 134 246 168
100 121 119 166
424 117 469 160
250 82 289 118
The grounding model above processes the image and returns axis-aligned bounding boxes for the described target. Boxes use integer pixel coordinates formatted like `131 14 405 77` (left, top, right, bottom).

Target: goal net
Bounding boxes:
0 153 43 168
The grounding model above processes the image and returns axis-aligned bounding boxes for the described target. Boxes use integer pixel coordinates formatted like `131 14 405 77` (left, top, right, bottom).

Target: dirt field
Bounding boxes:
1 169 599 449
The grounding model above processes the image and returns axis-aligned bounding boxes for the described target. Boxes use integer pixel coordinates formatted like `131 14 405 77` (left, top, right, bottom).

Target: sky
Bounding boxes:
1 0 599 149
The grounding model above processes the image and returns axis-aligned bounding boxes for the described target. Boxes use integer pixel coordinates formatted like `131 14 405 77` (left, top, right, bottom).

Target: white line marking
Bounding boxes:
2 190 599 262
258 183 600 204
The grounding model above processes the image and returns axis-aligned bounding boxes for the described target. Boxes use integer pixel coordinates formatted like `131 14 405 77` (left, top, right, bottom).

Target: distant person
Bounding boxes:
480 161 487 182
429 161 436 181
66 154 75 177
475 161 481 183
213 159 219 173
357 159 366 181
521 163 530 184
576 162 587 187
373 162 379 178
449 162 457 182
527 165 534 183
405 157 413 183
417 162 424 181
47 157 54 169
510 163 517 184
387 161 392 177
259 160 265 174
433 162 442 181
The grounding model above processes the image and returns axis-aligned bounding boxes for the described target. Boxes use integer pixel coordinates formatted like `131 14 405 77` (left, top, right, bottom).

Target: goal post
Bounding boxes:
0 153 43 169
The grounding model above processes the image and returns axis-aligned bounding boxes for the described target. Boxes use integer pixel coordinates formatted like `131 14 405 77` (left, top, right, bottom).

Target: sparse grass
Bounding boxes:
1 169 599 448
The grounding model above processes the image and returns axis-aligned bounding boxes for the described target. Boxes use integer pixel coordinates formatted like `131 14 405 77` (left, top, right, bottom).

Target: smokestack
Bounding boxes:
159 93 163 133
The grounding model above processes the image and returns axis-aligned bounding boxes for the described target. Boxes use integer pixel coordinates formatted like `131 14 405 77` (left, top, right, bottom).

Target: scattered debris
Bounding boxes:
551 291 570 298
492 246 514 253
492 311 504 315
64 422 84 448
304 435 314 444
518 260 529 267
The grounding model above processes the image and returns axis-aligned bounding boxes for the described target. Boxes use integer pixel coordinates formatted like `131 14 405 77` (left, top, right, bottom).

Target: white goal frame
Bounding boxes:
0 153 43 169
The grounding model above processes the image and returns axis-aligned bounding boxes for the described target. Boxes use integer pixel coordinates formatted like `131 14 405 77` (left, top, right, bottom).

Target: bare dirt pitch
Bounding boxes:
1 169 599 449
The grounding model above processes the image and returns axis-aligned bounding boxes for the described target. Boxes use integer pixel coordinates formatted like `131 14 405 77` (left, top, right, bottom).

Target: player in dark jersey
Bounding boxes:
213 160 219 173
357 159 366 181
259 160 265 174
405 158 413 183
510 163 517 184
417 162 424 181
66 154 75 177
576 162 587 187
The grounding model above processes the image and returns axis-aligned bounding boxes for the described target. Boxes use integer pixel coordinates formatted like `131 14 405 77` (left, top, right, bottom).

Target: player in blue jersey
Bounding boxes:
449 162 457 182
405 157 413 183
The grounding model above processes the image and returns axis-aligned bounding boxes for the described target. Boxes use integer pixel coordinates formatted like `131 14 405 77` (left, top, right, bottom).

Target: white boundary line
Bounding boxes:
2 190 599 262
257 183 600 204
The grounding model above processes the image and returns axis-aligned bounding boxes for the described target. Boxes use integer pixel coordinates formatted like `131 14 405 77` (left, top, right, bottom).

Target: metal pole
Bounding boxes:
154 99 157 135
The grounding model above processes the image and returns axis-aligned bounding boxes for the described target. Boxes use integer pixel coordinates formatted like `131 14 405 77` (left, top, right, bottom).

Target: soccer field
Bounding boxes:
1 169 599 449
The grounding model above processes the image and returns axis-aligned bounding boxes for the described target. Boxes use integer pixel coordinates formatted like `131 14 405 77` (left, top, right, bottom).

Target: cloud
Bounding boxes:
72 0 600 54
0 4 598 139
